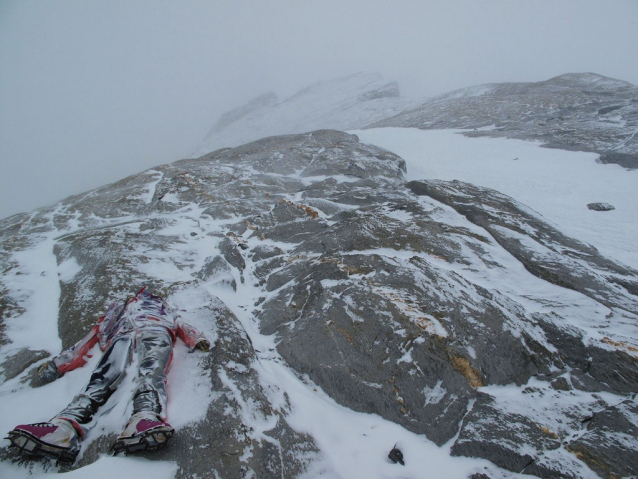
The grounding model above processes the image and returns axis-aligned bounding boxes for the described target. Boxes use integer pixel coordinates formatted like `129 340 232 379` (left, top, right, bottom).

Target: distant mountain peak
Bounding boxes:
211 92 278 133
195 71 638 167
193 72 420 157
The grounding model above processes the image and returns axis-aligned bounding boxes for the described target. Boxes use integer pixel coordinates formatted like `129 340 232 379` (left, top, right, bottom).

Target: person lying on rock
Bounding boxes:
7 286 210 464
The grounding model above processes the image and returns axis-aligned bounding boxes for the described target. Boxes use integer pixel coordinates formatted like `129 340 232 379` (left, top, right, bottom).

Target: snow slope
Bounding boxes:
352 128 638 271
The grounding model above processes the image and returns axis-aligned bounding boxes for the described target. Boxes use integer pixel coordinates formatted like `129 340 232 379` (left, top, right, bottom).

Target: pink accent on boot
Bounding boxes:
136 418 169 434
9 418 79 454
118 411 173 440
14 423 58 438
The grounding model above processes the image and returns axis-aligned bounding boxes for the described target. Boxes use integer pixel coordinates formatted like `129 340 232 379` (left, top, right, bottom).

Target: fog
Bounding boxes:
1 0 637 219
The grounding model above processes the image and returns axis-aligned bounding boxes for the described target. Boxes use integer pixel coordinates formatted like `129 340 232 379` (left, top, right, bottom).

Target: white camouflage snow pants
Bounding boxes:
55 328 173 430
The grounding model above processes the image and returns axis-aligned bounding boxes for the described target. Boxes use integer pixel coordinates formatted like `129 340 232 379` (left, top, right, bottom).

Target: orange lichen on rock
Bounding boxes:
601 337 638 358
539 425 559 439
451 355 483 388
279 199 319 219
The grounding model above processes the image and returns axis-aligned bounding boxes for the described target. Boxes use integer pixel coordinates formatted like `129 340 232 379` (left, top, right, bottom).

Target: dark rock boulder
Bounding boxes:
0 348 49 386
587 203 615 211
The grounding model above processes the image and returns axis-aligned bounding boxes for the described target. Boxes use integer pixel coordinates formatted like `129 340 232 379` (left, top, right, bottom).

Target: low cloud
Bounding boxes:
1 0 636 219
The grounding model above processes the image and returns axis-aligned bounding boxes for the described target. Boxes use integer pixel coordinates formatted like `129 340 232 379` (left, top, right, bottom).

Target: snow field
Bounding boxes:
351 128 638 271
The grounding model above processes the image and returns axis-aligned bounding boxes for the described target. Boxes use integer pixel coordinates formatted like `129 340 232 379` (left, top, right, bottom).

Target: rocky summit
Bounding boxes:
1 129 637 478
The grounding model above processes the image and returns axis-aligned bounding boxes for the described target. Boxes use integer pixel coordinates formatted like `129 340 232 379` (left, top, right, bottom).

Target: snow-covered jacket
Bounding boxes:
53 287 207 374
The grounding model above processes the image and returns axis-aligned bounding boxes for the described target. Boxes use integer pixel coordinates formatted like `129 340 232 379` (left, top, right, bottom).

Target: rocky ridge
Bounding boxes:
370 73 638 168
1 130 637 478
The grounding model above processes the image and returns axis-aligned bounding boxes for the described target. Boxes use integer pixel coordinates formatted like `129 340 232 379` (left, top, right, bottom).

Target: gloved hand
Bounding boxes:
195 340 211 352
37 360 61 384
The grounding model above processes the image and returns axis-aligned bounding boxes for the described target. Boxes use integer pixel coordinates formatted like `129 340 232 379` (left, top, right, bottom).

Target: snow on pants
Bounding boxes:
55 328 173 430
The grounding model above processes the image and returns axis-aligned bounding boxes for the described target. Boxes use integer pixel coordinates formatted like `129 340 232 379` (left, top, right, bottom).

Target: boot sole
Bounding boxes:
111 426 174 455
6 430 78 465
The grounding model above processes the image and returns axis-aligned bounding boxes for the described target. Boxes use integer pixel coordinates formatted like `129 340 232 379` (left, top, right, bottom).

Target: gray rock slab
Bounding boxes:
565 397 638 479
1 129 637 478
451 393 561 473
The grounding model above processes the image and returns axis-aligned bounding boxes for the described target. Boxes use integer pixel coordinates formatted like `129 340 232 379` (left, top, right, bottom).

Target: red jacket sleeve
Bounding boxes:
175 320 207 349
53 324 100 374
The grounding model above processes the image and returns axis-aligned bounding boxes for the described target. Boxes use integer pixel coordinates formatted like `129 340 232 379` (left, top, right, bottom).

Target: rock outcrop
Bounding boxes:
1 130 637 478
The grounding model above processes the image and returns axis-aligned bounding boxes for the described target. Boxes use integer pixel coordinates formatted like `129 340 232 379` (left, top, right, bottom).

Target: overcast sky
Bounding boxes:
1 0 637 220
